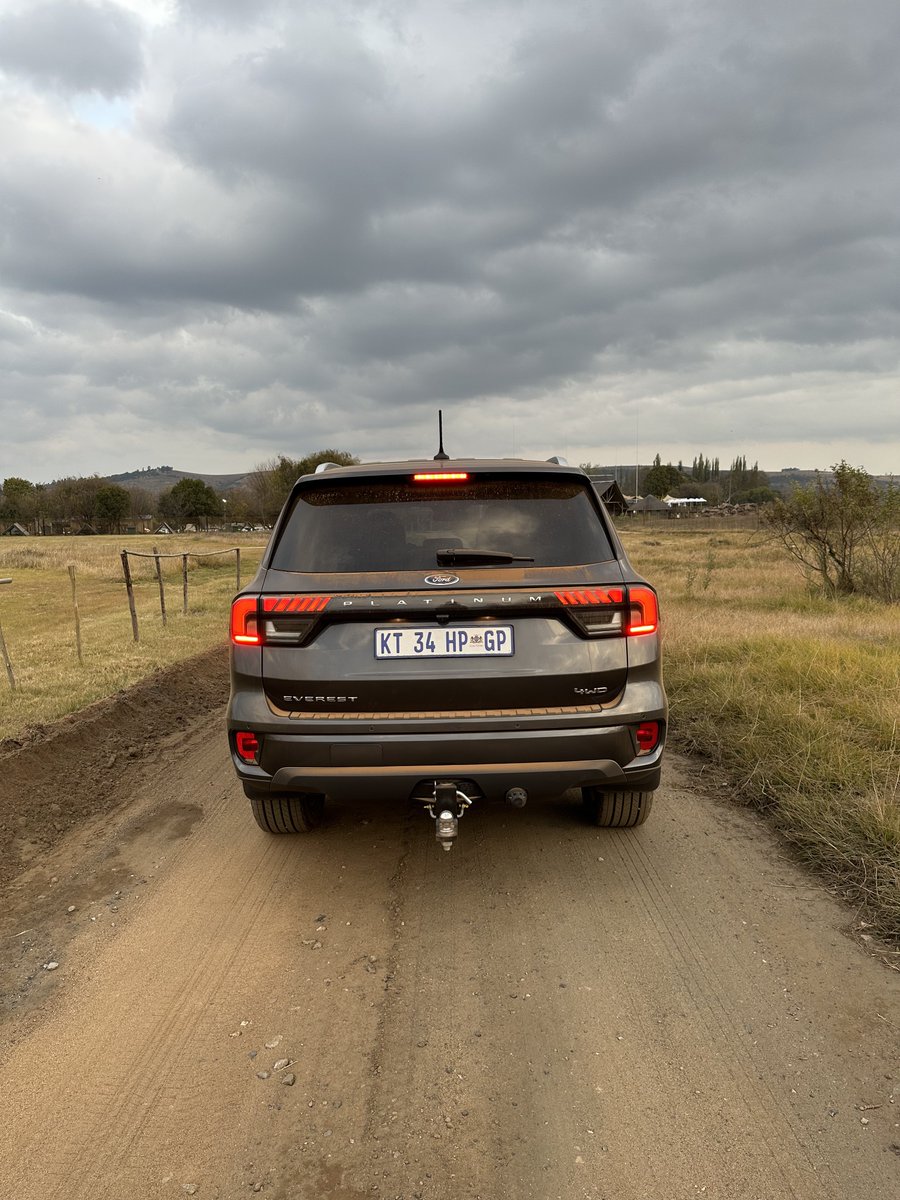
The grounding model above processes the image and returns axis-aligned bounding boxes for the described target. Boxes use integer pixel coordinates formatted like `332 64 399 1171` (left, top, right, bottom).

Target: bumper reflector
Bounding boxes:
235 731 260 763
635 721 660 754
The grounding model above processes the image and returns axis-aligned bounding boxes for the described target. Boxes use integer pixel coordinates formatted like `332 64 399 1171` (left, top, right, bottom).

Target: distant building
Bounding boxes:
1 522 29 536
664 496 708 511
628 495 670 514
587 476 628 515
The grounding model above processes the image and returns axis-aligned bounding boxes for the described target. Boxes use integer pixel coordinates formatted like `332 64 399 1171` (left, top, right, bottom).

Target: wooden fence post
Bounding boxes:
0 578 14 691
235 547 241 591
68 564 83 665
182 554 189 616
0 623 13 691
120 550 140 642
153 545 167 626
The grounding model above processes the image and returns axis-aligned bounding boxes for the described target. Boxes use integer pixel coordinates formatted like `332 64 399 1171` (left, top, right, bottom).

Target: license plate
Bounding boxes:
374 625 514 659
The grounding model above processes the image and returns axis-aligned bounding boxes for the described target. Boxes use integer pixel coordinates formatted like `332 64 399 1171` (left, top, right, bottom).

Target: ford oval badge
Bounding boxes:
424 574 460 586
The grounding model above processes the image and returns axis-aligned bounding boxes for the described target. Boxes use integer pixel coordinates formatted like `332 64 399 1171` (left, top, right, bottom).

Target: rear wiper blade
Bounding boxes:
435 548 535 566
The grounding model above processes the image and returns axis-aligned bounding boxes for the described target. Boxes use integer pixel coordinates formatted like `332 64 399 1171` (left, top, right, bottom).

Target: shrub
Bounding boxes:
764 462 899 602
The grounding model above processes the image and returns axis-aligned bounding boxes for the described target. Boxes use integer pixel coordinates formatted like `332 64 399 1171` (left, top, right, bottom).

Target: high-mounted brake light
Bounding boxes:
412 472 470 482
231 596 262 645
625 585 659 636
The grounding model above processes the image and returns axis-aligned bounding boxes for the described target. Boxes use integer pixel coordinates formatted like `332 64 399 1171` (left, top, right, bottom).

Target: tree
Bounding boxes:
127 486 155 521
764 462 899 601
726 457 768 503
247 449 359 525
159 478 221 530
96 484 131 533
642 461 684 498
1 477 36 524
220 486 253 525
42 475 104 528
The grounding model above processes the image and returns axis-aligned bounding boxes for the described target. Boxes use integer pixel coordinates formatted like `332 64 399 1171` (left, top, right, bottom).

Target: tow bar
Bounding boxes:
424 781 474 852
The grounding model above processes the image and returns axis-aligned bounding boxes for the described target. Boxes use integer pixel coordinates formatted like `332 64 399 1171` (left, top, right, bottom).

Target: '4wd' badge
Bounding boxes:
424 574 460 586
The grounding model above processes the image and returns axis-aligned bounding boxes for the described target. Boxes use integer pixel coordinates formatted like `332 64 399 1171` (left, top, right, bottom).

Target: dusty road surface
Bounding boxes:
1 658 898 1200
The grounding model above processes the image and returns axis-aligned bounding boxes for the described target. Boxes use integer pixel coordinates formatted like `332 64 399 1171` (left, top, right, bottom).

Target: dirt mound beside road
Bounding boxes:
0 646 229 894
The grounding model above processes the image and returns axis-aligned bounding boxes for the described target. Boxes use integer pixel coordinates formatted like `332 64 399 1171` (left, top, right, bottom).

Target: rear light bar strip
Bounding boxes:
231 587 657 645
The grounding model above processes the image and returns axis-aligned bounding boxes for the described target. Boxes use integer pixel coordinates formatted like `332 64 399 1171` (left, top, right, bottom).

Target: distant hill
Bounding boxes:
105 463 895 497
105 467 251 495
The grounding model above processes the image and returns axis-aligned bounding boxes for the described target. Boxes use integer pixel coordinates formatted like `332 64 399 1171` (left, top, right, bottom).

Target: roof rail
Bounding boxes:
545 455 569 466
314 461 343 474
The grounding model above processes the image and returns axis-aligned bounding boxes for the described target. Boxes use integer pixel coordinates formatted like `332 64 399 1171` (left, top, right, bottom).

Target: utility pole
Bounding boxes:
634 416 640 497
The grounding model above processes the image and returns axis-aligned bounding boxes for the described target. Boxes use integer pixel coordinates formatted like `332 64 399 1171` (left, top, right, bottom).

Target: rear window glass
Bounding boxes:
270 477 615 572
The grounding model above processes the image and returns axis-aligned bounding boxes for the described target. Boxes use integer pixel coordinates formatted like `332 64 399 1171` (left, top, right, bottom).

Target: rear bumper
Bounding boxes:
230 722 665 802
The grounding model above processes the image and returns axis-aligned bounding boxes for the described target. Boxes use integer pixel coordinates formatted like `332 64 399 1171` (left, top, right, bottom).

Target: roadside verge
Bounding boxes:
0 645 229 894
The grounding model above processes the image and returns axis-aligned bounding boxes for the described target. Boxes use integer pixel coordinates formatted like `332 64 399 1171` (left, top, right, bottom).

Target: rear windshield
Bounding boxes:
270 477 615 572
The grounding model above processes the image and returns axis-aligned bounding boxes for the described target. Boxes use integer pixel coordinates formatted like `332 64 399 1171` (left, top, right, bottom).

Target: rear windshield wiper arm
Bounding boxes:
435 548 535 566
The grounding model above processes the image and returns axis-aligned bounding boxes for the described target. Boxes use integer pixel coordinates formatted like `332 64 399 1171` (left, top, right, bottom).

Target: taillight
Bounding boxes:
260 595 331 645
624 586 659 636
634 721 660 754
231 596 261 645
554 586 657 638
235 731 260 763
231 595 332 646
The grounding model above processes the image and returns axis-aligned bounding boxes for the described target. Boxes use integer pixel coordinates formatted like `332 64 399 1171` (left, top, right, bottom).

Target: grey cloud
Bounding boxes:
0 1 143 97
177 0 282 27
1 0 898 480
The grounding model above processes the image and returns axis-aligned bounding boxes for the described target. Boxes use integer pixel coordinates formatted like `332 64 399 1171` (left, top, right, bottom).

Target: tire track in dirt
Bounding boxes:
0 698 897 1200
593 821 833 1198
58 837 296 1196
340 769 899 1200
0 726 390 1198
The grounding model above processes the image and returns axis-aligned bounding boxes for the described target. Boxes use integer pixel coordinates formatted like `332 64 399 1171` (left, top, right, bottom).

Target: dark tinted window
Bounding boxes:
271 477 615 572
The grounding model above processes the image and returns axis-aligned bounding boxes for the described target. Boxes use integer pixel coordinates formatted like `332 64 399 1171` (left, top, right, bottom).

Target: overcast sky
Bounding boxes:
1 0 898 483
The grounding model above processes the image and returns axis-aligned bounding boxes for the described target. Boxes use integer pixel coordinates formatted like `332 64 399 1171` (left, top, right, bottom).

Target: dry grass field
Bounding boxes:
0 534 266 738
2 525 898 941
619 525 900 944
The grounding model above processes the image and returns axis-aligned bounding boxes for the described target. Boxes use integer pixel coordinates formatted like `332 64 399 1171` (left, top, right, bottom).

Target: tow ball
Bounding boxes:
424 781 474 852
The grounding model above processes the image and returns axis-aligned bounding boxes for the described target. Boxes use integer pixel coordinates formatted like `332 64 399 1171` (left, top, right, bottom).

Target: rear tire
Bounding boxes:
582 788 653 828
249 792 325 834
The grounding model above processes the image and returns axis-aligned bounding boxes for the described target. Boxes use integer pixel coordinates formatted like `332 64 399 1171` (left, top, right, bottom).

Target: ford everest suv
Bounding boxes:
227 457 666 848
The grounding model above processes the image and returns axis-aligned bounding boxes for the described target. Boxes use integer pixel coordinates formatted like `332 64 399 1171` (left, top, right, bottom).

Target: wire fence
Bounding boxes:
120 546 242 641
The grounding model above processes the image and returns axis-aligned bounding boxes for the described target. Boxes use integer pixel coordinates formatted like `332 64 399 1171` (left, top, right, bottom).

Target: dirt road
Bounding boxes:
1 671 898 1199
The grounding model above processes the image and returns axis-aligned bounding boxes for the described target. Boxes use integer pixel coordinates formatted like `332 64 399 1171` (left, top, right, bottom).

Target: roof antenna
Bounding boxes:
434 409 450 461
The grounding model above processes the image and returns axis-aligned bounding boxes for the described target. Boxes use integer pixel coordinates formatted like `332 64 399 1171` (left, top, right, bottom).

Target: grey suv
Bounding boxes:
227 456 666 848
